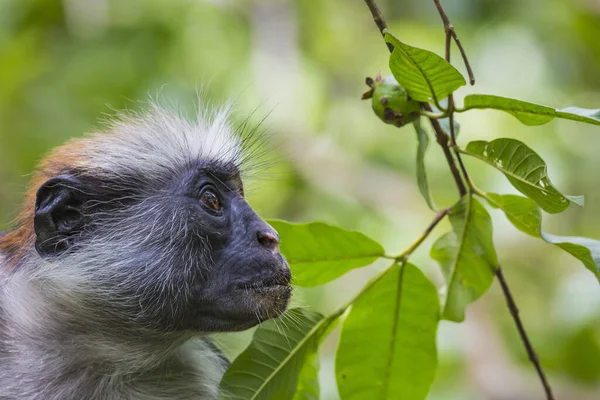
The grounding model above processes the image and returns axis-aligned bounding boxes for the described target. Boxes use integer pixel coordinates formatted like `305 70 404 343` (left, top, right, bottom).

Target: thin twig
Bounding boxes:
363 0 394 52
433 0 472 184
387 207 451 262
447 95 456 143
423 103 467 196
496 267 556 400
364 0 387 35
444 21 452 62
447 96 471 183
343 208 451 318
433 0 475 85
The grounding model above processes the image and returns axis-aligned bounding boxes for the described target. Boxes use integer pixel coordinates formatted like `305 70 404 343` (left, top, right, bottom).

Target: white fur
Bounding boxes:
76 103 242 178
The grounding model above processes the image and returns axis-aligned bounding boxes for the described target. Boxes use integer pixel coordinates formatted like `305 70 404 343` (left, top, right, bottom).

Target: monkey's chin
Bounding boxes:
187 285 292 333
248 284 292 319
222 284 292 331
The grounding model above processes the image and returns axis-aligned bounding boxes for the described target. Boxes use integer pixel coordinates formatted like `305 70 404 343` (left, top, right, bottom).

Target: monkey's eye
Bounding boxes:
200 189 222 213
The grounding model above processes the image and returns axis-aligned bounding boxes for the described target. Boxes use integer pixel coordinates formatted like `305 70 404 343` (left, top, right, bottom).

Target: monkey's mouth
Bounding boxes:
236 275 291 292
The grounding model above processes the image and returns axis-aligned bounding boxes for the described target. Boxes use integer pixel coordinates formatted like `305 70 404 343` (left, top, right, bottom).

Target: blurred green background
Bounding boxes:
1 0 599 399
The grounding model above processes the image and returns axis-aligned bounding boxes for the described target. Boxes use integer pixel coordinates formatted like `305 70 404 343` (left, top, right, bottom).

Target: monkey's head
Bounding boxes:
1 104 291 334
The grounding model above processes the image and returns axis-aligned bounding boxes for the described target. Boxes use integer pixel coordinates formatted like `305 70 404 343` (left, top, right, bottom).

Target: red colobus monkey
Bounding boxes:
0 103 291 399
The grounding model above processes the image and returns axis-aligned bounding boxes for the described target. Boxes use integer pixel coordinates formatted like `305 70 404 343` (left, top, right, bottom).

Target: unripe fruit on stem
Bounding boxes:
362 73 421 127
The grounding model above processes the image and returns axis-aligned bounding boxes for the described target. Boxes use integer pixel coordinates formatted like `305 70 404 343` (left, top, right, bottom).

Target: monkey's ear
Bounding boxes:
34 174 87 257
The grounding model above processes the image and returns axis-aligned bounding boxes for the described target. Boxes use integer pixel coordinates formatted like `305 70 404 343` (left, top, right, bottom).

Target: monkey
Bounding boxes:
0 103 292 400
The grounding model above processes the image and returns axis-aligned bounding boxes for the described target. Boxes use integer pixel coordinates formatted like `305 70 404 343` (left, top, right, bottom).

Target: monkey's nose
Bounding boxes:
257 230 280 252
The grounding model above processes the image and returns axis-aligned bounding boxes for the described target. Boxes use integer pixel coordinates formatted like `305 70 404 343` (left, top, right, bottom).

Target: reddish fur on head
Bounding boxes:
0 141 85 265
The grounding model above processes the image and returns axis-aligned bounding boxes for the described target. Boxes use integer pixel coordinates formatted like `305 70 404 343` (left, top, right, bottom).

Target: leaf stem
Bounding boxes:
420 110 447 119
390 207 451 262
433 0 475 85
495 266 556 400
339 208 450 318
468 182 487 198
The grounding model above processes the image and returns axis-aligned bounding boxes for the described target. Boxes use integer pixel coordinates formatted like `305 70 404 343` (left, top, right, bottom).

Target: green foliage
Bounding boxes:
413 119 437 210
462 94 600 126
218 5 600 400
463 138 582 213
430 197 498 322
483 193 600 280
220 309 336 400
336 263 439 400
384 31 466 104
267 220 385 287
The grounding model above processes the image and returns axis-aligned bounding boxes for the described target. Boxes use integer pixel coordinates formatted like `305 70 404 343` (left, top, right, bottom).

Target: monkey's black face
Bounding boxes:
33 162 292 334
173 164 293 332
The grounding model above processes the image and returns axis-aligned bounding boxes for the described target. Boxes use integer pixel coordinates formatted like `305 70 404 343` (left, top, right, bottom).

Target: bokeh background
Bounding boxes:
1 0 600 399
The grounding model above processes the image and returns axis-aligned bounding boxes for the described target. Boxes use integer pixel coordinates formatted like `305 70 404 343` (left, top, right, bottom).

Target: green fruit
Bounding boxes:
362 74 421 127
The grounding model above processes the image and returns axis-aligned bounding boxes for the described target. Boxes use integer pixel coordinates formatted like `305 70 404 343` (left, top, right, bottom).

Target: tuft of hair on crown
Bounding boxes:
78 100 243 177
81 98 273 181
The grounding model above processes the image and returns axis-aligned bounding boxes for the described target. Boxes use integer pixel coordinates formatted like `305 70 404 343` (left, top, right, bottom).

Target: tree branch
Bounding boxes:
423 103 467 196
364 0 387 36
435 2 555 397
433 0 475 85
449 106 471 185
496 266 556 400
363 0 394 52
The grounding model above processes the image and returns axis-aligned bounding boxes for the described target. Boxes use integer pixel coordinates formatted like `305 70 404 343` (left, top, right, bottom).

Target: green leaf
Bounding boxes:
413 119 437 211
543 234 600 282
336 263 439 400
462 94 600 126
463 95 555 125
483 193 600 281
267 220 385 287
463 138 582 214
430 196 498 322
483 193 539 236
556 107 600 125
292 351 320 400
220 309 336 400
384 31 466 103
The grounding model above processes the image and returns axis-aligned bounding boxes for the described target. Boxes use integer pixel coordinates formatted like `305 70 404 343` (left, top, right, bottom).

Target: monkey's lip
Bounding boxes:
235 275 291 291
